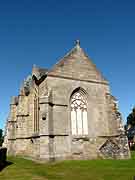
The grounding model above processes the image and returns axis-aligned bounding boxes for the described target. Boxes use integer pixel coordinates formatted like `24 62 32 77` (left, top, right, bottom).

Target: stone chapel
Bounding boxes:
3 41 130 161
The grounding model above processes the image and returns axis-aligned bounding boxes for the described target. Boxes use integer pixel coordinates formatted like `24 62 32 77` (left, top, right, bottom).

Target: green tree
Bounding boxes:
0 129 4 146
127 107 135 126
126 107 135 150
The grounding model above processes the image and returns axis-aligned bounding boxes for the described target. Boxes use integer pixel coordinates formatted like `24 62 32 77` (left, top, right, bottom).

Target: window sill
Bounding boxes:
72 136 89 142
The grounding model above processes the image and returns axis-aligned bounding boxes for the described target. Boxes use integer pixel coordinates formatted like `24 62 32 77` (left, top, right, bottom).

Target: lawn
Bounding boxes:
0 153 135 180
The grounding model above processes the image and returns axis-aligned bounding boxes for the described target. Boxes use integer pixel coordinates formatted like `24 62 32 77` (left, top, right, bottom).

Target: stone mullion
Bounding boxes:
75 110 77 135
37 97 39 132
34 98 36 132
82 109 83 135
35 98 37 132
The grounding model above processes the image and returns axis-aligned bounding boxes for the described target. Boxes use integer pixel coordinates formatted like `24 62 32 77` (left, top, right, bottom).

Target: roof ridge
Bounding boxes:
54 40 82 67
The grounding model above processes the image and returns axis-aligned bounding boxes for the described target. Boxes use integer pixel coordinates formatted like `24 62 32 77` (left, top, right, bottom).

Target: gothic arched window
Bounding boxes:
70 90 88 135
34 93 39 133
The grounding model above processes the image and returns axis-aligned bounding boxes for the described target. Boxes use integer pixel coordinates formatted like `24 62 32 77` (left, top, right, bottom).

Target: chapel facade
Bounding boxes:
3 41 130 160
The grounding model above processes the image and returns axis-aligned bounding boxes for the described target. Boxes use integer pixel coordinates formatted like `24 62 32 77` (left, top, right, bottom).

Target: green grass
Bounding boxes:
0 153 135 180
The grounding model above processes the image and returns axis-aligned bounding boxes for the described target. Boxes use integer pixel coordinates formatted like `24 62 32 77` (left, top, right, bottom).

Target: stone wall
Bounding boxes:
3 42 130 160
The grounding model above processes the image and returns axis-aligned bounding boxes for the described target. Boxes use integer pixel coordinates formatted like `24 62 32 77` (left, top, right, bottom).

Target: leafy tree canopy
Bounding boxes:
0 129 3 146
127 107 135 126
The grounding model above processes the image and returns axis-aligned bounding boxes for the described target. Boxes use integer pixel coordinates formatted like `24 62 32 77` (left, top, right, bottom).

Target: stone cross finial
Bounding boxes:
33 64 36 68
75 40 80 47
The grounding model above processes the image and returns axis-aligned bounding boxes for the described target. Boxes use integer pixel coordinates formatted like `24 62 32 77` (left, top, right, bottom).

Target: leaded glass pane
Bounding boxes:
71 90 88 135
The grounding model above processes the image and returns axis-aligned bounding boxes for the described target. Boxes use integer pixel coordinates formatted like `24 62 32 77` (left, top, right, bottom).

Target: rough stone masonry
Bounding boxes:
3 40 130 161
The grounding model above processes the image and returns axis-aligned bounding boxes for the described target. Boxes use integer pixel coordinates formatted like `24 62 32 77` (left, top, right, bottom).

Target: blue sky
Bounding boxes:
0 0 135 129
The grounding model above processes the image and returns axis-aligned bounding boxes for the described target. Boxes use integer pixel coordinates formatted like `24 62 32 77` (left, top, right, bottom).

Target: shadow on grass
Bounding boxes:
0 161 13 172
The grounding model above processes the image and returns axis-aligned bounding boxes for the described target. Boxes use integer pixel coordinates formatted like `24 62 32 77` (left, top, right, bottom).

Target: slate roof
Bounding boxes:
32 66 48 80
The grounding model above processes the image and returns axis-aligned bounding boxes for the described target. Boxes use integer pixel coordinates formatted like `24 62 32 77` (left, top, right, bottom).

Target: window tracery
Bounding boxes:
71 90 88 135
34 87 39 133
